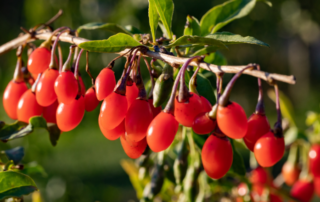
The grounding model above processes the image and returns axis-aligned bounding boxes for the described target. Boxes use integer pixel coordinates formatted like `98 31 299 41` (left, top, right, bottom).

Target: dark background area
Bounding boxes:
0 0 319 201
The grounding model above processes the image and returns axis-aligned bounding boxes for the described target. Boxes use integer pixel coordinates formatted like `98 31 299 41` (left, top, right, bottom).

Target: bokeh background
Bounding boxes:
0 0 320 201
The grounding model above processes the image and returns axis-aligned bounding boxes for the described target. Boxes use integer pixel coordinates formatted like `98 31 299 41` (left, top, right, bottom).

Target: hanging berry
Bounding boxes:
309 144 320 177
43 100 59 124
84 87 100 112
95 63 116 101
99 116 124 140
120 135 147 159
290 180 314 202
282 145 301 186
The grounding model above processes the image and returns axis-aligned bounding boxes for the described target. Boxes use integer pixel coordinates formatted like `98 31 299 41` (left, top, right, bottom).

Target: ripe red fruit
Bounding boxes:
250 167 269 185
36 68 59 106
27 47 51 74
43 100 58 124
95 68 116 101
254 131 285 167
126 82 139 110
54 71 79 104
99 116 124 140
290 180 314 202
244 114 270 151
174 92 204 127
120 135 147 159
192 112 216 134
125 99 153 142
314 177 320 197
200 96 212 113
84 87 100 112
217 102 248 139
56 96 85 132
148 98 161 118
17 89 43 123
78 76 86 96
147 111 179 152
309 144 320 177
282 162 300 186
100 92 127 130
3 81 28 120
201 135 233 179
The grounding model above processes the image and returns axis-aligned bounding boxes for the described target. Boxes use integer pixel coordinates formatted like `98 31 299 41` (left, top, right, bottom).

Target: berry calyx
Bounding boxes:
290 180 314 202
99 116 124 140
95 67 116 101
84 87 100 112
120 135 147 159
43 100 59 124
17 89 43 123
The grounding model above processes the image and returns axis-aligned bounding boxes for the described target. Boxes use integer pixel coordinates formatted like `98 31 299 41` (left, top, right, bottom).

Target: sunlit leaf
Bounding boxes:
148 0 160 42
207 32 269 47
204 51 228 66
152 0 174 39
192 46 219 56
191 72 217 105
184 16 201 36
167 35 227 49
77 22 131 35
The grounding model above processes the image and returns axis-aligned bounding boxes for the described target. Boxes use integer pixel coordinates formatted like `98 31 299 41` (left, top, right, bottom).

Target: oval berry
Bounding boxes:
282 162 300 186
56 96 85 132
290 180 314 202
78 76 86 96
54 71 79 104
125 99 153 142
120 135 147 159
314 177 320 197
244 114 270 151
200 96 212 113
95 68 116 101
217 102 248 139
250 167 269 185
27 47 51 74
148 98 162 118
99 116 124 140
3 81 28 120
192 112 216 135
84 87 100 112
147 111 179 152
100 92 127 130
17 89 43 123
201 135 233 179
309 144 320 177
174 92 203 127
43 100 58 124
254 131 285 167
126 82 139 110
36 68 59 106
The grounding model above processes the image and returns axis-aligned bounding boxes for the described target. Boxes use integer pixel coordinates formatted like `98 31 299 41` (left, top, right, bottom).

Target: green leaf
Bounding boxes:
124 25 143 34
78 33 141 53
229 139 246 176
77 22 131 35
167 35 227 49
184 16 201 36
4 147 24 165
48 125 61 147
207 32 269 47
21 162 47 177
158 22 169 39
0 171 37 200
148 0 160 42
193 73 216 105
204 51 228 66
200 0 258 36
192 46 219 56
152 0 174 39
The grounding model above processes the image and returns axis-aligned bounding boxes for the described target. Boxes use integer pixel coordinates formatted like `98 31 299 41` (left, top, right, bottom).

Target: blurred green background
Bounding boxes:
0 0 320 201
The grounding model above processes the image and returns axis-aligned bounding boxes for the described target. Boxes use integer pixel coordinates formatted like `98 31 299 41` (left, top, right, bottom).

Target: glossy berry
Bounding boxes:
27 47 51 74
84 87 100 112
250 167 269 185
217 102 248 139
100 92 127 130
290 180 314 202
174 92 204 127
309 144 320 177
314 177 320 197
192 112 216 135
200 96 212 113
3 81 28 120
120 135 147 159
126 82 139 110
125 99 153 142
282 162 300 186
56 96 85 132
36 68 59 106
99 116 124 140
43 100 58 124
201 135 233 179
254 131 285 167
54 71 79 104
147 111 179 152
124 132 139 147
17 89 43 123
78 76 86 96
95 68 116 101
244 114 270 151
148 98 161 118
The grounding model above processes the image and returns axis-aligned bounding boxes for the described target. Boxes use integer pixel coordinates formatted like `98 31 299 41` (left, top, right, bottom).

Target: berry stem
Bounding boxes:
49 28 71 70
13 46 24 83
74 49 84 80
142 56 154 99
207 73 223 119
62 45 76 72
273 83 283 138
40 26 70 49
135 54 148 100
189 65 200 95
31 73 42 93
85 51 95 85
255 64 265 114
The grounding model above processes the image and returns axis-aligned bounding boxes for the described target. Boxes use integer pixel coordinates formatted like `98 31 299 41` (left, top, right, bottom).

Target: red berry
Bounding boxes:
314 177 320 197
99 92 127 130
244 114 270 151
54 71 79 104
125 99 153 142
147 111 179 152
43 100 58 124
84 87 100 112
269 194 283 202
120 135 147 159
282 162 300 186
250 167 269 185
200 96 212 113
126 82 139 110
309 144 320 177
36 68 59 106
99 116 124 140
192 112 216 134
290 180 314 202
3 81 28 120
217 102 248 139
201 134 233 179
78 76 86 96
174 92 203 127
17 89 43 123
254 131 285 167
27 47 51 74
56 96 85 132
95 68 116 101
148 98 161 118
